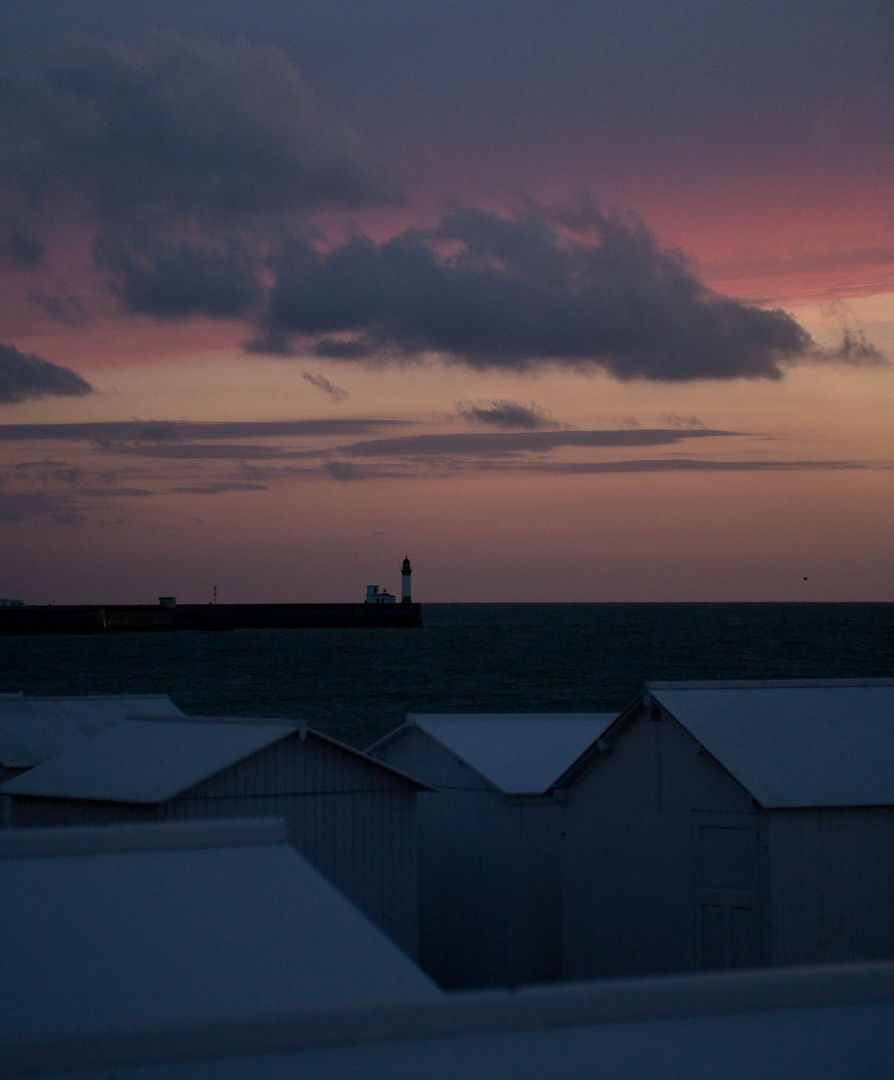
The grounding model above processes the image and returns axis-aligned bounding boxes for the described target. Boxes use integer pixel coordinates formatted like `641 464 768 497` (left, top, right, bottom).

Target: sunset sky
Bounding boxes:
1 0 892 603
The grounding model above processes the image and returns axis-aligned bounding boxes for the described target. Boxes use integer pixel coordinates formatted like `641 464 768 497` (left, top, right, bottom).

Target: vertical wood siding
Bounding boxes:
562 708 759 980
415 789 563 989
766 807 894 965
182 733 412 798
377 730 563 989
2 768 30 826
162 787 419 957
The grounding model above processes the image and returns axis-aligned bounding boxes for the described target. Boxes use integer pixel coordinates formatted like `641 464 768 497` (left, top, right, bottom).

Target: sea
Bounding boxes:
1 603 892 750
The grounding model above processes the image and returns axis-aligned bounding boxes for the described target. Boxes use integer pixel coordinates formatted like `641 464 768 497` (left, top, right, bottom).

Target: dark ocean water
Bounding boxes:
1 603 892 749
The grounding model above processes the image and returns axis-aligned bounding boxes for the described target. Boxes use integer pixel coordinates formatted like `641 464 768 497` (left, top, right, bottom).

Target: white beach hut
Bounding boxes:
558 678 894 980
0 717 429 957
369 712 616 988
0 818 437 1049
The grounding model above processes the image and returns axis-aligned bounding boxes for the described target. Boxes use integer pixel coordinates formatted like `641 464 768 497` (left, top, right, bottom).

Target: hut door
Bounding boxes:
694 811 761 970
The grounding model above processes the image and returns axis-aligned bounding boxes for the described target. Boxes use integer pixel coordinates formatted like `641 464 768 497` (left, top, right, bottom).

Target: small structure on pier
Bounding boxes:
365 585 396 604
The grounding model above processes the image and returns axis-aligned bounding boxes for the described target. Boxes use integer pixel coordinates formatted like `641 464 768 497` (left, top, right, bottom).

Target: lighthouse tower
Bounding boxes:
401 556 412 604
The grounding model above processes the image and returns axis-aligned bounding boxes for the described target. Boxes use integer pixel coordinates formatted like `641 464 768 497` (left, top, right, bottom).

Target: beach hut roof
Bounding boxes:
0 695 183 768
0 818 438 1041
0 719 297 803
608 679 894 808
395 713 617 794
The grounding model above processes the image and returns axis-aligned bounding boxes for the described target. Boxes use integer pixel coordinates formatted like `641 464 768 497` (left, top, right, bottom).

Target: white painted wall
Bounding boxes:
562 707 758 979
765 807 894 966
374 726 563 988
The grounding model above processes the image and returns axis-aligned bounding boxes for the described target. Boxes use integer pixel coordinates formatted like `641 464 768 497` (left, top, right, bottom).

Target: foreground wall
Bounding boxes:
7 962 894 1080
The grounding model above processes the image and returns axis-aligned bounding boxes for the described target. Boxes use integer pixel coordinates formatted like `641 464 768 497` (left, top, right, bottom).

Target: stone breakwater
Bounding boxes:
0 602 423 635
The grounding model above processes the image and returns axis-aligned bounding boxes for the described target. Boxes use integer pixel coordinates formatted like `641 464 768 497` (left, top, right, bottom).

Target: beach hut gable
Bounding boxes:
0 718 430 805
369 721 495 790
181 726 430 801
374 713 618 796
564 695 758 811
370 721 500 792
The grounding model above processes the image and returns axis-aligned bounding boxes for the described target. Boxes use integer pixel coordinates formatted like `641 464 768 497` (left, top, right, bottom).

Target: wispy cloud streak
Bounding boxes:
456 400 561 429
0 419 408 443
332 428 738 458
302 372 349 401
526 459 878 474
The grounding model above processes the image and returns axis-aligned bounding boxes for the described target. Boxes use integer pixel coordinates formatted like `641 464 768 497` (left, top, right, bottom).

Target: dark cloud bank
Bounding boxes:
1 34 884 385
254 206 823 381
0 343 93 404
1 31 398 215
0 32 401 317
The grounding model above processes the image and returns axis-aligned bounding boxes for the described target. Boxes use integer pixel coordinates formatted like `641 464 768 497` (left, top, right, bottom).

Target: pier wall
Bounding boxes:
0 603 422 635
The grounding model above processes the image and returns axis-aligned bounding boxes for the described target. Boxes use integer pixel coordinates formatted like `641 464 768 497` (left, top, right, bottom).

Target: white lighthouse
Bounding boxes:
401 556 412 604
